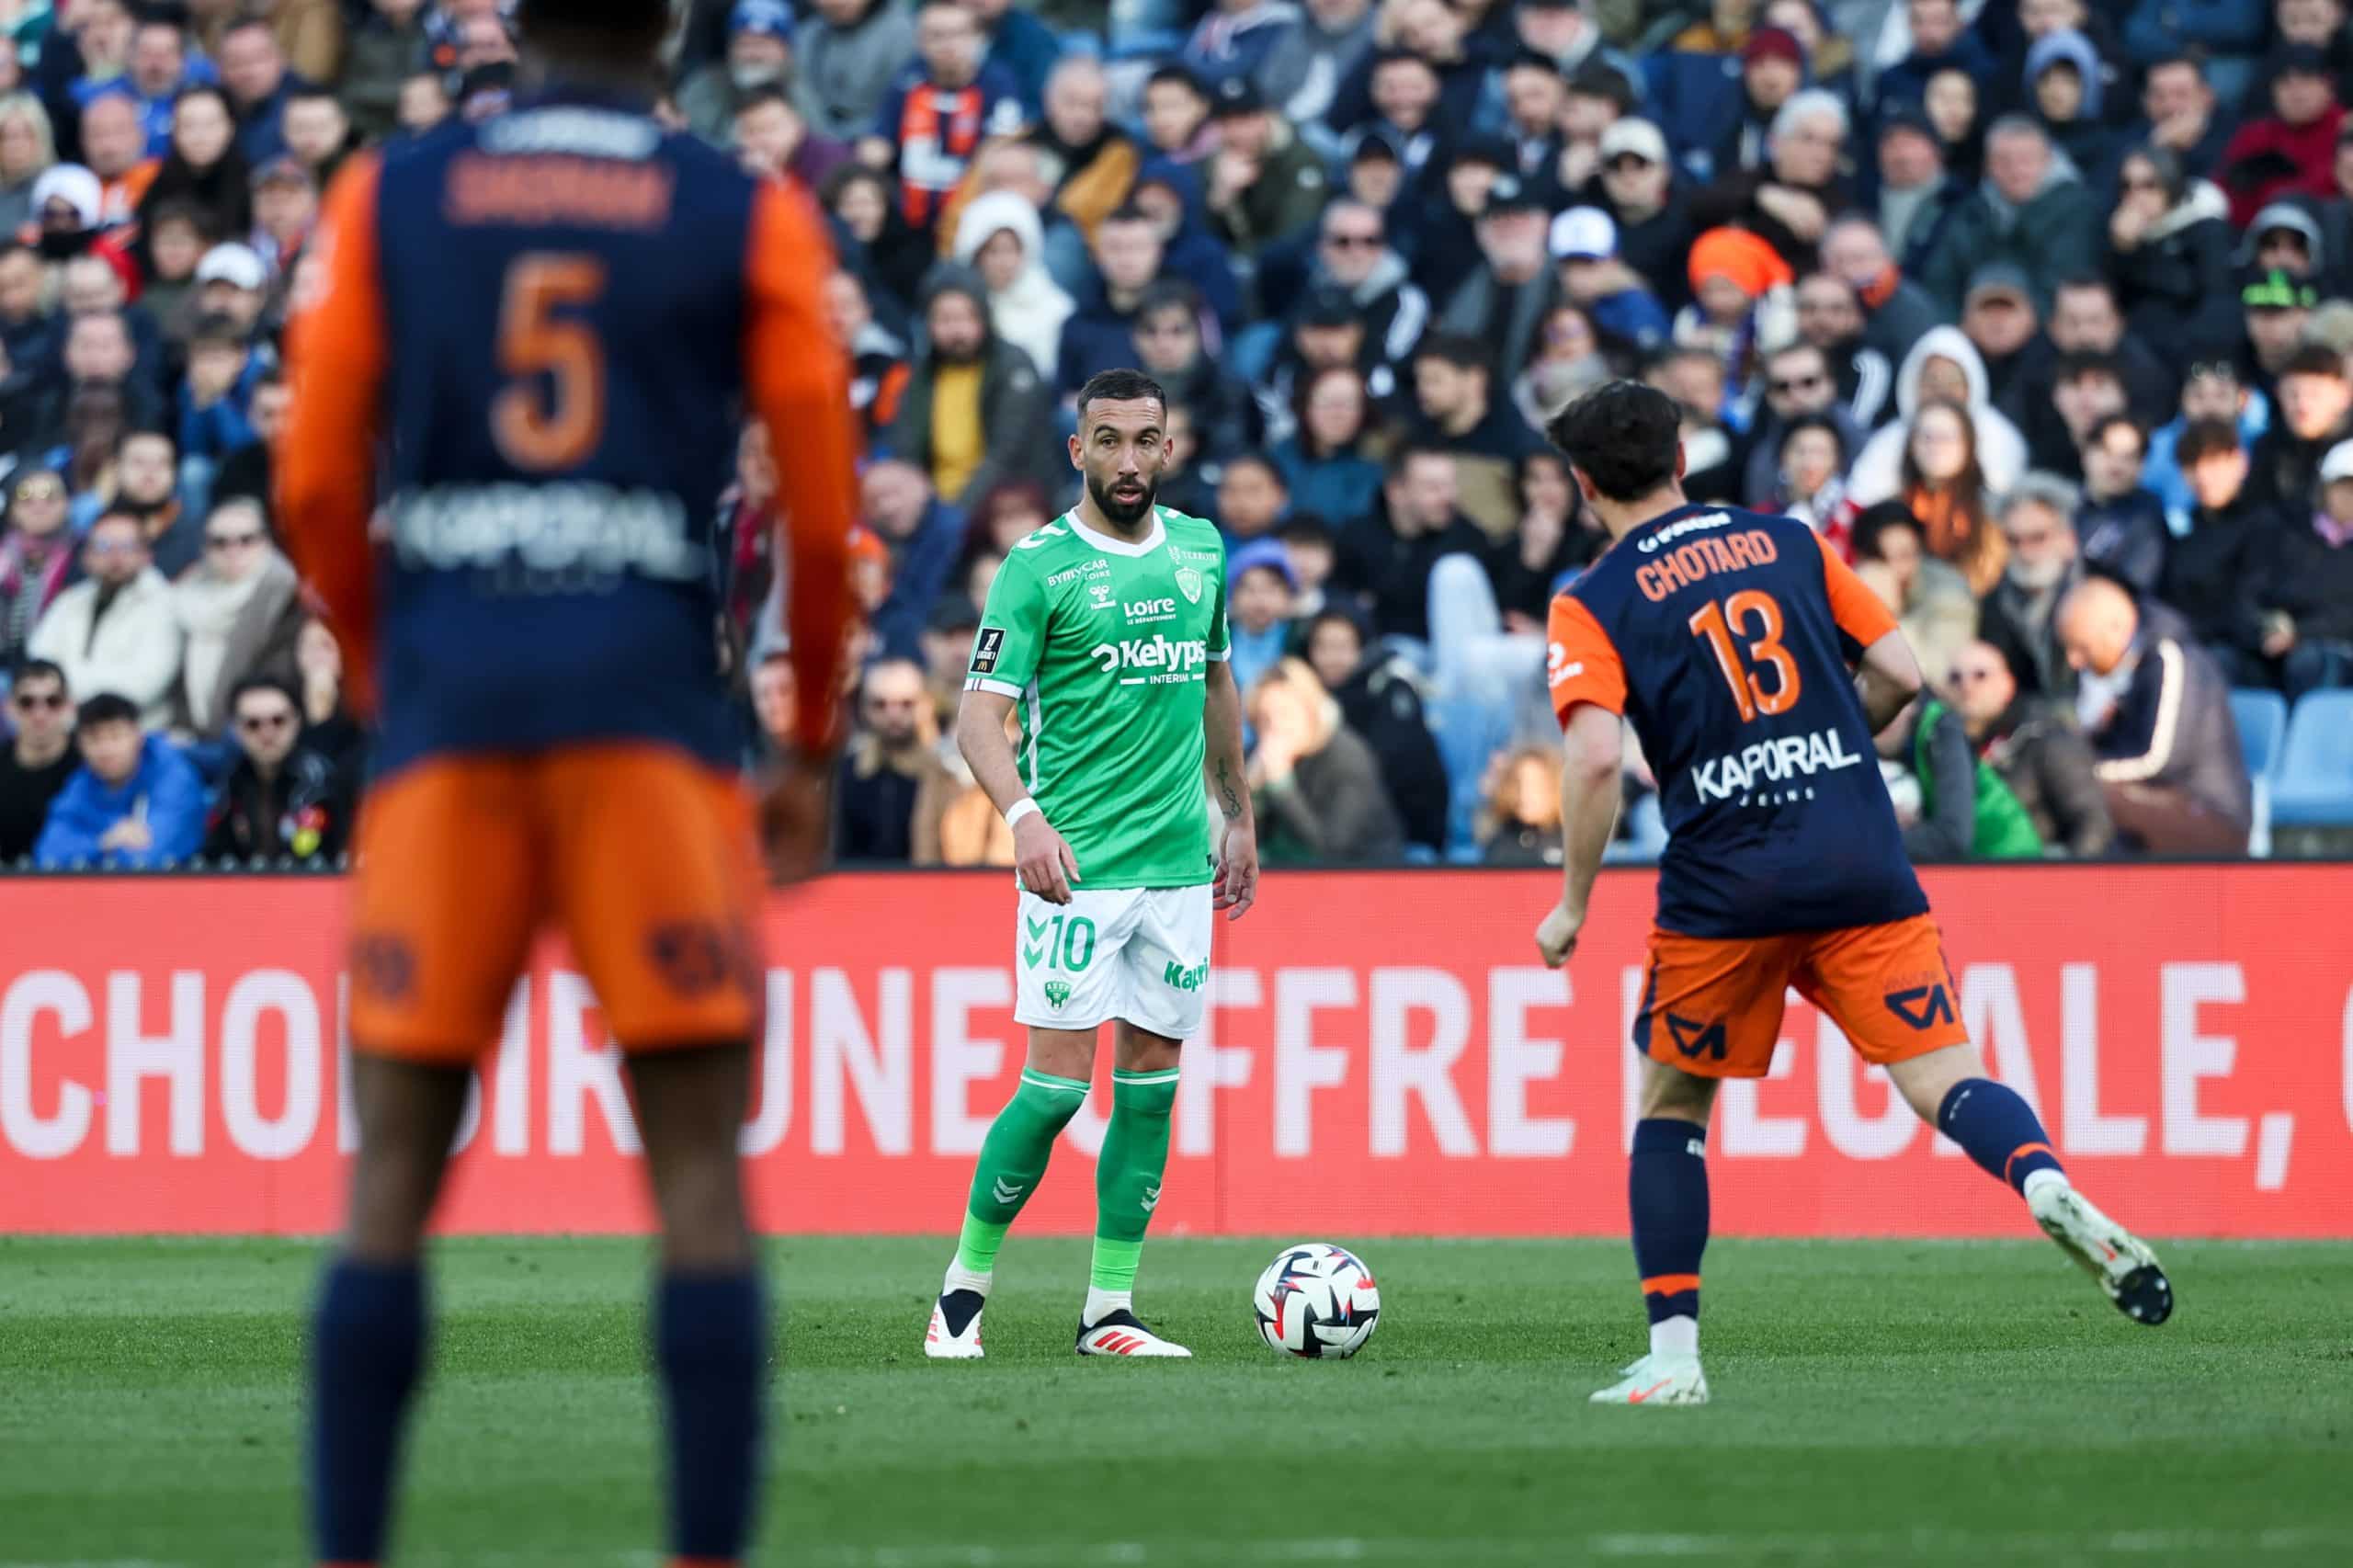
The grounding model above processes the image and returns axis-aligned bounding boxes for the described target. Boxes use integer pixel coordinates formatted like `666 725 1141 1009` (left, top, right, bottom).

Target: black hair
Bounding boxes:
11 657 65 692
1850 500 1926 562
1277 510 1336 546
221 17 276 46
1222 449 1286 487
1385 440 1452 481
1545 381 1682 501
1137 279 1202 323
1413 332 1489 372
228 674 300 718
515 0 672 49
1145 64 1209 101
735 83 795 117
1102 201 1156 229
2085 414 2145 451
1779 411 1848 461
116 426 176 459
2053 349 2125 384
2175 415 2244 467
75 692 139 731
286 83 344 109
188 312 249 350
2283 342 2348 380
1074 368 1166 427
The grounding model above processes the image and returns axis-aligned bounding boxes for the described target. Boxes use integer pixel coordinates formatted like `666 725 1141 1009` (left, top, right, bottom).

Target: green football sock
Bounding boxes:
954 1068 1090 1277
1091 1067 1179 1291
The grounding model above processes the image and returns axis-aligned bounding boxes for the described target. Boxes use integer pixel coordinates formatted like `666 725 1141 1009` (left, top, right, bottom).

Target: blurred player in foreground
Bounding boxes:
277 1 858 1562
1533 382 2169 1409
924 369 1258 1361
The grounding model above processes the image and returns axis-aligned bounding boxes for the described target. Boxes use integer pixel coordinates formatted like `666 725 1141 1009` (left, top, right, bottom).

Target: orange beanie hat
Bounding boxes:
1688 227 1795 299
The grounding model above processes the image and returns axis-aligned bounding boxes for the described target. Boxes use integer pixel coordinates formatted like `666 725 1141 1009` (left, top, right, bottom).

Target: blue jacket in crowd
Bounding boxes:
34 735 210 869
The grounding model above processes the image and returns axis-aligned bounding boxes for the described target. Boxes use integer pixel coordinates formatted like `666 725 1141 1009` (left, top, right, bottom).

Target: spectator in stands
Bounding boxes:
1431 176 1558 376
201 674 349 863
1334 445 1482 640
1820 215 1940 369
2217 43 2340 230
178 313 262 474
2248 437 2353 699
680 0 796 145
395 69 453 137
257 0 342 87
1225 537 1298 696
0 658 74 863
1256 0 1375 131
1301 605 1446 853
2250 343 2353 507
1483 449 1592 631
2059 575 2253 855
1215 450 1290 543
862 1 1026 234
886 264 1054 509
280 86 354 190
1876 689 2043 860
1334 50 1444 190
135 201 211 336
1919 117 2097 320
33 690 206 867
119 17 207 157
950 188 1073 385
1406 332 1544 538
1575 118 1691 312
1978 474 2086 700
827 267 911 438
137 85 250 244
1708 25 1808 179
1688 88 1849 274
105 426 198 578
249 149 313 286
78 93 151 227
1278 513 1339 620
1025 57 1139 266
2245 199 2325 281
1480 744 1564 865
0 470 73 672
1302 197 1427 382
917 593 979 729
1141 63 1217 165
1851 499 1976 690
855 458 968 663
218 20 297 167
825 162 931 315
0 93 54 238
1510 301 1611 432
2144 359 2268 523
341 0 432 142
1850 325 2028 507
1872 107 1958 269
2074 416 2169 597
797 0 919 144
1899 400 2006 594
1759 412 1852 534
836 655 947 862
2238 269 2316 403
0 241 51 369
963 479 1054 562
28 509 182 730
2122 56 2234 184
2025 277 2178 434
47 307 157 436
733 84 849 187
170 496 299 740
1203 75 1328 262
1185 0 1307 90
1272 364 1383 528
1249 654 1404 864
2164 415 2277 683
2022 28 2112 176
1132 282 1255 460
1057 204 1165 396
1550 204 1671 361
290 617 364 784
1743 339 1861 505
193 242 269 337
963 0 1060 115
1788 274 1893 432
1951 638 2115 857
1129 156 1243 330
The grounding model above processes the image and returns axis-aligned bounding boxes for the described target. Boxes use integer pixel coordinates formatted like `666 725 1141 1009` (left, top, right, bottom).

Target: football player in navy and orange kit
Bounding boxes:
276 3 858 1563
1532 383 2170 1408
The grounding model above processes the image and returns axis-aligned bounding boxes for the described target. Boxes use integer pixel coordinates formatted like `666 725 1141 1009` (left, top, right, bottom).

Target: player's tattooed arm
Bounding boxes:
1203 661 1258 919
1214 757 1245 821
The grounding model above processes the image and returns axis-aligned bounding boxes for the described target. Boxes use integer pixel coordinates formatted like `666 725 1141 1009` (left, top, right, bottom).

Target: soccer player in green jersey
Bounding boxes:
924 368 1259 1359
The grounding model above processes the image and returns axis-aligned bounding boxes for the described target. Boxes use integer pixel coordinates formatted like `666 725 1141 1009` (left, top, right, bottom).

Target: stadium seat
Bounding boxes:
2230 689 2289 857
2270 690 2353 828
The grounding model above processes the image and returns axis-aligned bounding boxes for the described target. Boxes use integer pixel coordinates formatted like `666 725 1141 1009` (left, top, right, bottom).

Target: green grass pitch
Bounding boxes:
3 1236 2351 1567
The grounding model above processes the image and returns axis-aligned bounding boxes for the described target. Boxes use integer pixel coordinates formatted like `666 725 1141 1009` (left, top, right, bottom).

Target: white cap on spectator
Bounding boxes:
196 243 267 292
1550 206 1618 261
2322 439 2353 485
1598 118 1668 167
31 164 102 230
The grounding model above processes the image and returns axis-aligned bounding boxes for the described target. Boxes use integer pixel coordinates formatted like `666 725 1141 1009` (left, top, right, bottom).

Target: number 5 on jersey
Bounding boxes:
493 254 608 472
1689 590 1802 723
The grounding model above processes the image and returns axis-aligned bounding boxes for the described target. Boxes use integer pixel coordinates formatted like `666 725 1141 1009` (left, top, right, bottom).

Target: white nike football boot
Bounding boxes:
924 1289 986 1359
2027 1178 2175 1325
1589 1351 1710 1406
1075 1310 1192 1358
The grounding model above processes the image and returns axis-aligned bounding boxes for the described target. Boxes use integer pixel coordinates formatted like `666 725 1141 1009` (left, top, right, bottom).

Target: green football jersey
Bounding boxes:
964 506 1229 890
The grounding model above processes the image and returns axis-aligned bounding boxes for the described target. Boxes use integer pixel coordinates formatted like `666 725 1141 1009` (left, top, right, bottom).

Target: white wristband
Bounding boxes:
1004 798 1040 830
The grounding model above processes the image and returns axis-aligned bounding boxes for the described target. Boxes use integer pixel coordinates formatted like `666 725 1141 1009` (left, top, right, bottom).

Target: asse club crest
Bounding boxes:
1044 980 1072 1010
1176 567 1202 604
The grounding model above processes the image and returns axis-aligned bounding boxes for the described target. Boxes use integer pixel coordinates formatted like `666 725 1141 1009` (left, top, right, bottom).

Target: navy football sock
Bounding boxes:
654 1269 767 1563
310 1257 426 1565
1630 1118 1710 1336
1938 1078 2064 1194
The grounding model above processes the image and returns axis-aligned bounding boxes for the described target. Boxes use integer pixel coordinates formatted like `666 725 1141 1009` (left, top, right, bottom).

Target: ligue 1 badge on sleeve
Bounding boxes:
1176 567 1203 604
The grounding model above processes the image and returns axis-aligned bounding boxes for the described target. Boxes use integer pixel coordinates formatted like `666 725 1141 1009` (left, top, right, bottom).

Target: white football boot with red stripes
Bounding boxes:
924 1289 986 1360
1075 1309 1191 1358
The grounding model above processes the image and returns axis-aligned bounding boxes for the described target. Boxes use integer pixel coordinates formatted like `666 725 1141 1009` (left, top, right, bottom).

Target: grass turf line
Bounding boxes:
1 1237 2348 1567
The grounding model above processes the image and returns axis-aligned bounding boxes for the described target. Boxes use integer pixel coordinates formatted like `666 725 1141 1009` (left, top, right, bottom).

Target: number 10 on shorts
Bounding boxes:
1022 914 1097 971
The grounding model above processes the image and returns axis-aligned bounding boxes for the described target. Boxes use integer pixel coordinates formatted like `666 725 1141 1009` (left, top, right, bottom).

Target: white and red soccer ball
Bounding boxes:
1253 1243 1381 1359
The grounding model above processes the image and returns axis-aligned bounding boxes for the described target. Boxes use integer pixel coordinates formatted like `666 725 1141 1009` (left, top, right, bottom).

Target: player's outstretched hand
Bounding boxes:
1014 813 1080 904
1214 820 1258 921
760 752 836 886
1535 900 1585 970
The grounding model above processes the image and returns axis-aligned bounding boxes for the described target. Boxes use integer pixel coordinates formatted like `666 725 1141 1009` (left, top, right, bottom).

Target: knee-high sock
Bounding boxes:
310 1257 426 1566
654 1270 767 1566
953 1068 1091 1278
1090 1066 1179 1305
1938 1078 2064 1194
1630 1118 1709 1354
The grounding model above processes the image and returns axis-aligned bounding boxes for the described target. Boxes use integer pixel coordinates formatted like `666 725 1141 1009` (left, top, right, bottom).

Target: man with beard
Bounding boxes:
1950 639 2115 857
884 265 1054 509
1976 473 2088 701
109 427 199 579
1792 271 1897 429
925 367 1256 1362
679 0 799 145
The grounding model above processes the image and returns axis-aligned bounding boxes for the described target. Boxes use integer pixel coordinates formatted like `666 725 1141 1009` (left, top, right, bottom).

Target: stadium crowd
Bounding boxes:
0 0 2347 871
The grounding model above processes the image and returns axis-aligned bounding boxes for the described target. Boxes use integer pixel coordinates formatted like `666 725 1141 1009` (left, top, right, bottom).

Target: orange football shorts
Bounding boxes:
346 744 765 1062
1632 915 1968 1078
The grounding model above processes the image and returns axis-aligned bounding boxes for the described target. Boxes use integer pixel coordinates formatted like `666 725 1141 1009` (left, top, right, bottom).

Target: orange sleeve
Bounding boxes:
744 178 860 754
1817 530 1900 653
276 152 389 720
1546 593 1627 725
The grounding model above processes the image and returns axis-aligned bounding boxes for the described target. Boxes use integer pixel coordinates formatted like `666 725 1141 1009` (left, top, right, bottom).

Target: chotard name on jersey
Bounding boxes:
1692 727 1866 803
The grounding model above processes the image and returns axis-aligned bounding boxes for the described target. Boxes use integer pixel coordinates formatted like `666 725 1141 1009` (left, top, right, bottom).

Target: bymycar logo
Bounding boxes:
1090 636 1210 682
1693 727 1864 802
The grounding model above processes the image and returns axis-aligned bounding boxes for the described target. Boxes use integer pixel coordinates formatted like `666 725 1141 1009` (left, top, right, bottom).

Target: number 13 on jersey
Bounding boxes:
1689 590 1802 722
